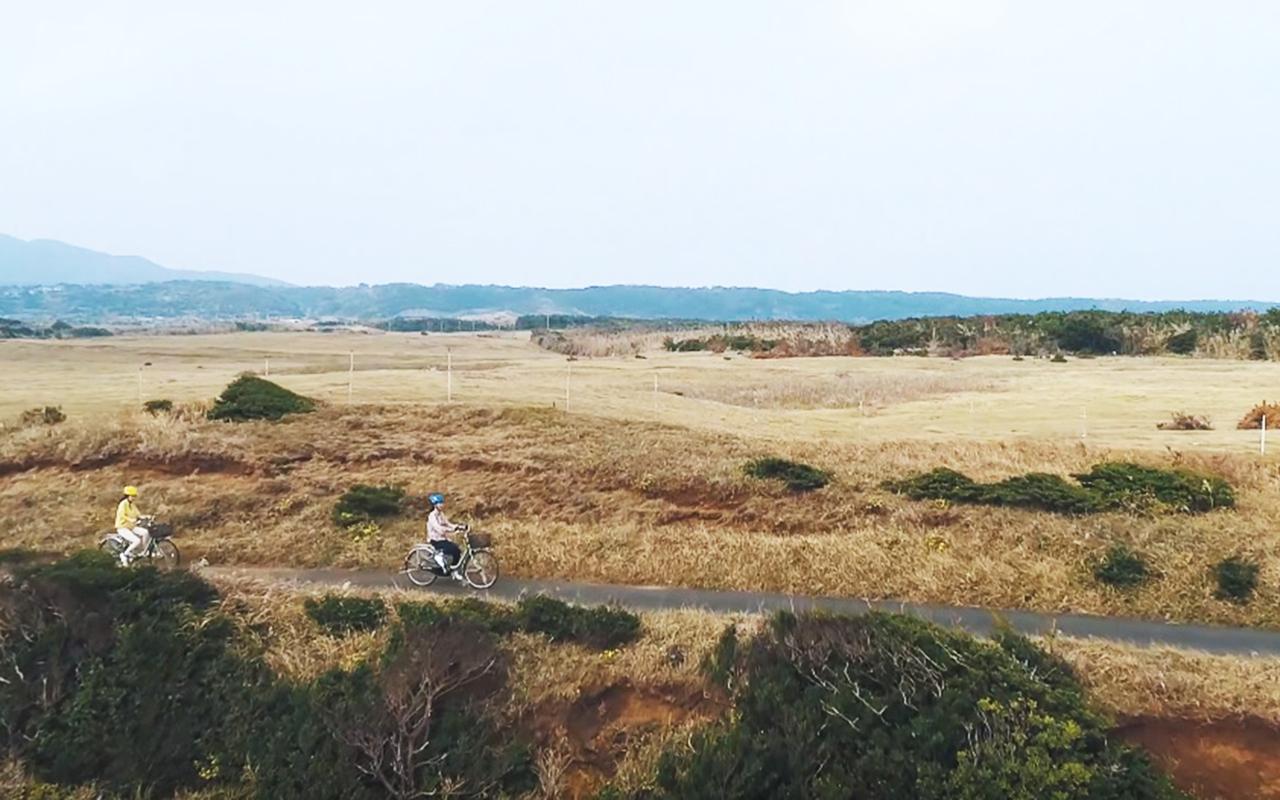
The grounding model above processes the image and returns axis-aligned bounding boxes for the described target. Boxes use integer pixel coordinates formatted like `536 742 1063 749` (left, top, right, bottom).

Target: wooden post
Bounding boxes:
447 349 453 402
1081 406 1087 440
264 357 270 377
1262 414 1268 455
347 352 354 404
565 360 571 411
137 366 143 404
652 372 658 413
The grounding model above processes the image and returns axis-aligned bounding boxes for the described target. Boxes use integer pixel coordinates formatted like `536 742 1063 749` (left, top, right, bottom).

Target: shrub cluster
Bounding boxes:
1156 411 1212 431
208 375 316 422
396 595 643 651
333 484 406 528
1237 401 1280 430
0 552 533 799
664 334 780 353
18 406 65 426
744 457 831 492
1093 544 1152 590
305 594 388 635
1213 556 1261 604
621 612 1186 799
887 462 1234 515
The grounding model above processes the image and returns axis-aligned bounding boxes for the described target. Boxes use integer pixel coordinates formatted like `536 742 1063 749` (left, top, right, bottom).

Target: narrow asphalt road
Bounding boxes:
208 566 1280 657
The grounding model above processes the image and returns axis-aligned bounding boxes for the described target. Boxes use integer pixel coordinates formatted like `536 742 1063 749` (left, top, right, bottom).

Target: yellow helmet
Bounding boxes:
123 485 139 497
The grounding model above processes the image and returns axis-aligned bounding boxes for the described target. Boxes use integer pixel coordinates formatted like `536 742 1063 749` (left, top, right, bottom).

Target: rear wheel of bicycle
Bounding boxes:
404 548 438 587
152 539 181 571
464 550 499 589
99 538 125 559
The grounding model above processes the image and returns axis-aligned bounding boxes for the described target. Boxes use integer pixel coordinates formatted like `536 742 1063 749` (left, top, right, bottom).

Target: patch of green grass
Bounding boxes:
396 598 518 635
304 595 387 635
208 375 315 422
745 457 831 492
1214 556 1260 604
1093 544 1153 590
515 595 642 650
1075 462 1234 512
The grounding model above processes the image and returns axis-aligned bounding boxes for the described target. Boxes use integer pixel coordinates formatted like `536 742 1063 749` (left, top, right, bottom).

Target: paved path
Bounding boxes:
208 566 1280 657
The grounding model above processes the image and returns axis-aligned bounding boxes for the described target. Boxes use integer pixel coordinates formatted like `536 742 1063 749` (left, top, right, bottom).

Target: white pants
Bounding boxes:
117 526 150 559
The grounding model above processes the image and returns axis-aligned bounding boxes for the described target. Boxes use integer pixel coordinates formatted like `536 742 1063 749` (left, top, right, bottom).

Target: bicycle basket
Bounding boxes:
149 522 174 540
468 532 492 548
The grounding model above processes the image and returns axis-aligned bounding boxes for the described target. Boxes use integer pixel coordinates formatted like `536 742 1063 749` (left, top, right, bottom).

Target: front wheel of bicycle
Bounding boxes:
403 548 438 587
152 539 181 571
464 550 499 589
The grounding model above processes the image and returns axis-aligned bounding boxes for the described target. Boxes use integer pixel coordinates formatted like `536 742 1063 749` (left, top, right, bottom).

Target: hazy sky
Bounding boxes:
3 2 1279 297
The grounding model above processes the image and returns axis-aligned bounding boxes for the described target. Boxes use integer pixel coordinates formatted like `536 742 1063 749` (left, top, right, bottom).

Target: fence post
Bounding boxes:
1262 414 1268 455
447 349 453 402
565 360 571 411
264 357 270 377
348 352 354 404
653 372 658 414
137 366 143 404
1081 407 1088 440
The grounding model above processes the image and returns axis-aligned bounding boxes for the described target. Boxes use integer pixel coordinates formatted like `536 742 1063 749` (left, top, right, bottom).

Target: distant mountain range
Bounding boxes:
1 280 1276 324
2 234 1276 323
0 234 288 287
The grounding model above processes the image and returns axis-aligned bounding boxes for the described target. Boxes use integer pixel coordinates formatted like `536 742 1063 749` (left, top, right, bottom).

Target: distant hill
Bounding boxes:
0 235 288 288
0 280 1275 324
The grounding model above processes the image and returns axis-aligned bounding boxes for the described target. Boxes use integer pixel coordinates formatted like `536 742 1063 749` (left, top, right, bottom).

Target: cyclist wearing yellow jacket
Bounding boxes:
115 486 150 566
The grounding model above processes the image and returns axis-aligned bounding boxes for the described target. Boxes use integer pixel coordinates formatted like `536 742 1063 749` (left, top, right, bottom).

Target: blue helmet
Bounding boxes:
428 493 445 505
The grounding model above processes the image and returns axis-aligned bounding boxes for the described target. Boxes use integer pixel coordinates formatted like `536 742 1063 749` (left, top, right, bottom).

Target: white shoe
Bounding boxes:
451 571 464 582
119 553 130 567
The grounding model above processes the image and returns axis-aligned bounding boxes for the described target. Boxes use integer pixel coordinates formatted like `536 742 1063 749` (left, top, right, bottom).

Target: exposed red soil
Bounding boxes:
531 680 726 799
1117 717 1280 800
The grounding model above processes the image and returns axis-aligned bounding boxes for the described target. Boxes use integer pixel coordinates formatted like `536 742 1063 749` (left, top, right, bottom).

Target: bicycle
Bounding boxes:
401 527 499 589
99 516 181 570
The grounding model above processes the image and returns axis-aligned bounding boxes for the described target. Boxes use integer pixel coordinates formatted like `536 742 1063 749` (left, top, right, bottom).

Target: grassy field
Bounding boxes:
2 330 1278 631
8 329 1280 449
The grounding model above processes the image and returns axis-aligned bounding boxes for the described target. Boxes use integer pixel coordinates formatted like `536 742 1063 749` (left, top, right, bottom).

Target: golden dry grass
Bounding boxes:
3 400 1278 627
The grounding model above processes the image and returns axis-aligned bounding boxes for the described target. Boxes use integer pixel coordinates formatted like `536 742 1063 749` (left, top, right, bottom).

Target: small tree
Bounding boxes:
327 624 503 799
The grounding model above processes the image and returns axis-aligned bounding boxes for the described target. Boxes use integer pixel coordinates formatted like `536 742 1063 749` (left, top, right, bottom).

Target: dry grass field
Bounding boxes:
2 330 1279 632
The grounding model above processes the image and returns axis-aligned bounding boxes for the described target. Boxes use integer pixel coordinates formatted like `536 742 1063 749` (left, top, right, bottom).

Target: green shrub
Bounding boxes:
515 595 642 650
982 473 1099 514
701 624 740 690
1093 544 1152 589
396 597 518 635
1074 462 1234 512
744 457 831 492
1166 329 1198 355
888 462 1233 516
1050 353 1068 362
143 398 174 415
18 406 65 426
1214 556 1260 604
304 594 387 635
333 483 405 527
207 374 315 421
626 611 1184 800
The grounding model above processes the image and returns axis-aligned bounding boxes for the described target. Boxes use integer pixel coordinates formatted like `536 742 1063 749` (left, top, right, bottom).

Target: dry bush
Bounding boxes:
1238 401 1280 429
1047 636 1280 725
1156 411 1212 431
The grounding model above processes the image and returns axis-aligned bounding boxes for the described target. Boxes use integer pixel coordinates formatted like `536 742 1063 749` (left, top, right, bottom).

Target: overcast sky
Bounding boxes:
3 1 1278 297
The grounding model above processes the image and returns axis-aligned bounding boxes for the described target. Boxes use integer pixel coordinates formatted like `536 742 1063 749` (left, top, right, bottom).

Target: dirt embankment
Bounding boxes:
1118 717 1280 800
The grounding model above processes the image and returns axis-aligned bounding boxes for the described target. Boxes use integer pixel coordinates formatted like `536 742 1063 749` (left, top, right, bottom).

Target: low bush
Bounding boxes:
396 597 518 635
1156 411 1212 431
333 484 406 527
1165 329 1198 354
143 398 174 415
1075 462 1234 513
626 611 1185 799
18 406 65 426
1050 353 1068 362
1093 544 1153 589
1238 401 1280 430
207 374 316 422
744 457 831 492
888 462 1233 515
515 595 642 650
305 595 388 635
1214 556 1260 604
